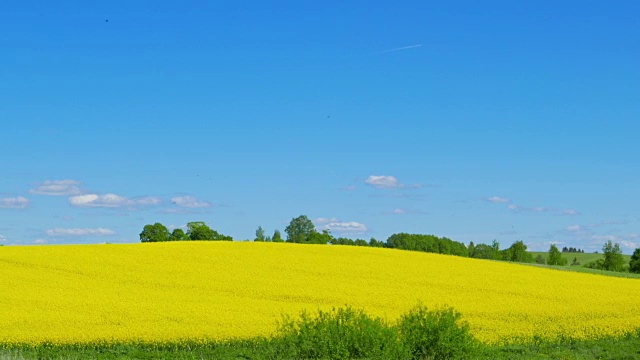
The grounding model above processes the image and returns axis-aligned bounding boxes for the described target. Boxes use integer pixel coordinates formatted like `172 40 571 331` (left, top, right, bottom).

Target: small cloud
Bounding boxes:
344 185 357 191
487 196 509 203
30 180 83 196
69 194 160 208
590 235 618 243
620 240 637 250
323 221 368 234
566 225 581 232
46 228 116 236
391 208 407 214
365 175 399 188
0 234 6 243
171 196 211 208
314 217 339 225
133 196 162 206
33 239 47 244
0 196 30 209
507 204 519 210
562 209 579 216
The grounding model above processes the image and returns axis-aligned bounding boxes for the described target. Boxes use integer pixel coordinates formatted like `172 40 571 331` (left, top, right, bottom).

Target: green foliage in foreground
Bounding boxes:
3 307 640 360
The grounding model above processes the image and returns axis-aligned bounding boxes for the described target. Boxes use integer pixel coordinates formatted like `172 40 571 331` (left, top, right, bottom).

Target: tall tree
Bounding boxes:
255 226 265 242
169 228 189 241
284 215 316 243
629 248 640 274
272 229 283 242
602 240 625 271
502 240 533 263
139 223 170 242
306 229 333 244
547 244 567 265
186 221 215 240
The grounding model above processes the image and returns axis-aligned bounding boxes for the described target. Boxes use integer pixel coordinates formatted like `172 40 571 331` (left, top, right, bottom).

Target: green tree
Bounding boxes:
547 244 567 266
169 228 189 241
255 226 265 242
368 238 384 247
272 229 284 242
285 215 316 243
602 240 625 272
467 241 475 257
139 223 170 242
186 221 233 241
502 240 533 263
629 248 640 273
491 240 500 253
186 221 215 240
307 229 333 244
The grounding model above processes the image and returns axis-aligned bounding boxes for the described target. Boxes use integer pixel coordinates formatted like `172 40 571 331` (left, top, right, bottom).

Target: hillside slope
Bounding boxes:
1 242 639 345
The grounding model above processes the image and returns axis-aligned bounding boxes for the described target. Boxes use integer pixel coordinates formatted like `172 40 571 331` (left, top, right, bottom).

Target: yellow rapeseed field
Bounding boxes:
1 242 639 345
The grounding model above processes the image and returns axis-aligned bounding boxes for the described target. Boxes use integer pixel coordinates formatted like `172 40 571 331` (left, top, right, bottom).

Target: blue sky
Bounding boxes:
1 1 639 252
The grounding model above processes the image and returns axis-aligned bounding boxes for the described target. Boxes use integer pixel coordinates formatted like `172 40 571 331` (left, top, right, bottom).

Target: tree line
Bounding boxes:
139 215 640 274
139 221 232 242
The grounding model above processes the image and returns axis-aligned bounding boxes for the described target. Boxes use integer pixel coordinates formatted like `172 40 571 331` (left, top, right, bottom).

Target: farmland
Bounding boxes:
1 241 639 350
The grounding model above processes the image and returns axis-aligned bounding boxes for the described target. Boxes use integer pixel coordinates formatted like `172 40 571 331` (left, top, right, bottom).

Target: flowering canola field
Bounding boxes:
1 242 639 345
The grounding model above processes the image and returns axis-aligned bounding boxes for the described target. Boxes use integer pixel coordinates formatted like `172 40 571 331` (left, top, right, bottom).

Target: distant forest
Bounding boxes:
139 215 640 274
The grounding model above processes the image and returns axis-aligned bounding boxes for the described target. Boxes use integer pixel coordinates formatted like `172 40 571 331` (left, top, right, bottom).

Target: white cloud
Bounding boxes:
46 228 116 236
33 239 47 244
566 225 582 232
344 185 357 191
507 204 550 213
391 208 407 214
134 197 162 206
30 180 83 196
171 196 211 208
562 209 579 216
620 240 637 250
487 196 509 203
314 217 339 225
0 234 6 243
365 175 399 188
591 235 619 243
323 221 368 234
69 194 160 208
0 196 29 209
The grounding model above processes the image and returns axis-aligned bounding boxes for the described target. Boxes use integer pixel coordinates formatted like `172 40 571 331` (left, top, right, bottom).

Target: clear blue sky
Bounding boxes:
1 1 639 253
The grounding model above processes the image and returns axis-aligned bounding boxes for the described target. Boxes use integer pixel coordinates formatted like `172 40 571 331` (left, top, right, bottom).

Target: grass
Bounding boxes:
2 329 639 359
530 251 632 266
528 251 640 279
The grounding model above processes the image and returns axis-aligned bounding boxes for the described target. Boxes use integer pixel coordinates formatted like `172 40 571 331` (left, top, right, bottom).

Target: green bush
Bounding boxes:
273 306 406 359
398 305 477 360
585 259 605 270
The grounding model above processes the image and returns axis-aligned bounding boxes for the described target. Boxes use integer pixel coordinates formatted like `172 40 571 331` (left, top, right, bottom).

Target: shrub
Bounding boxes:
585 259 605 270
397 305 477 360
535 255 546 264
273 306 406 359
629 248 640 274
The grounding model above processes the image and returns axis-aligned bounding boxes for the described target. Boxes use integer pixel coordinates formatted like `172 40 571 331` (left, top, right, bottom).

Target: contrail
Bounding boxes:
378 44 422 54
